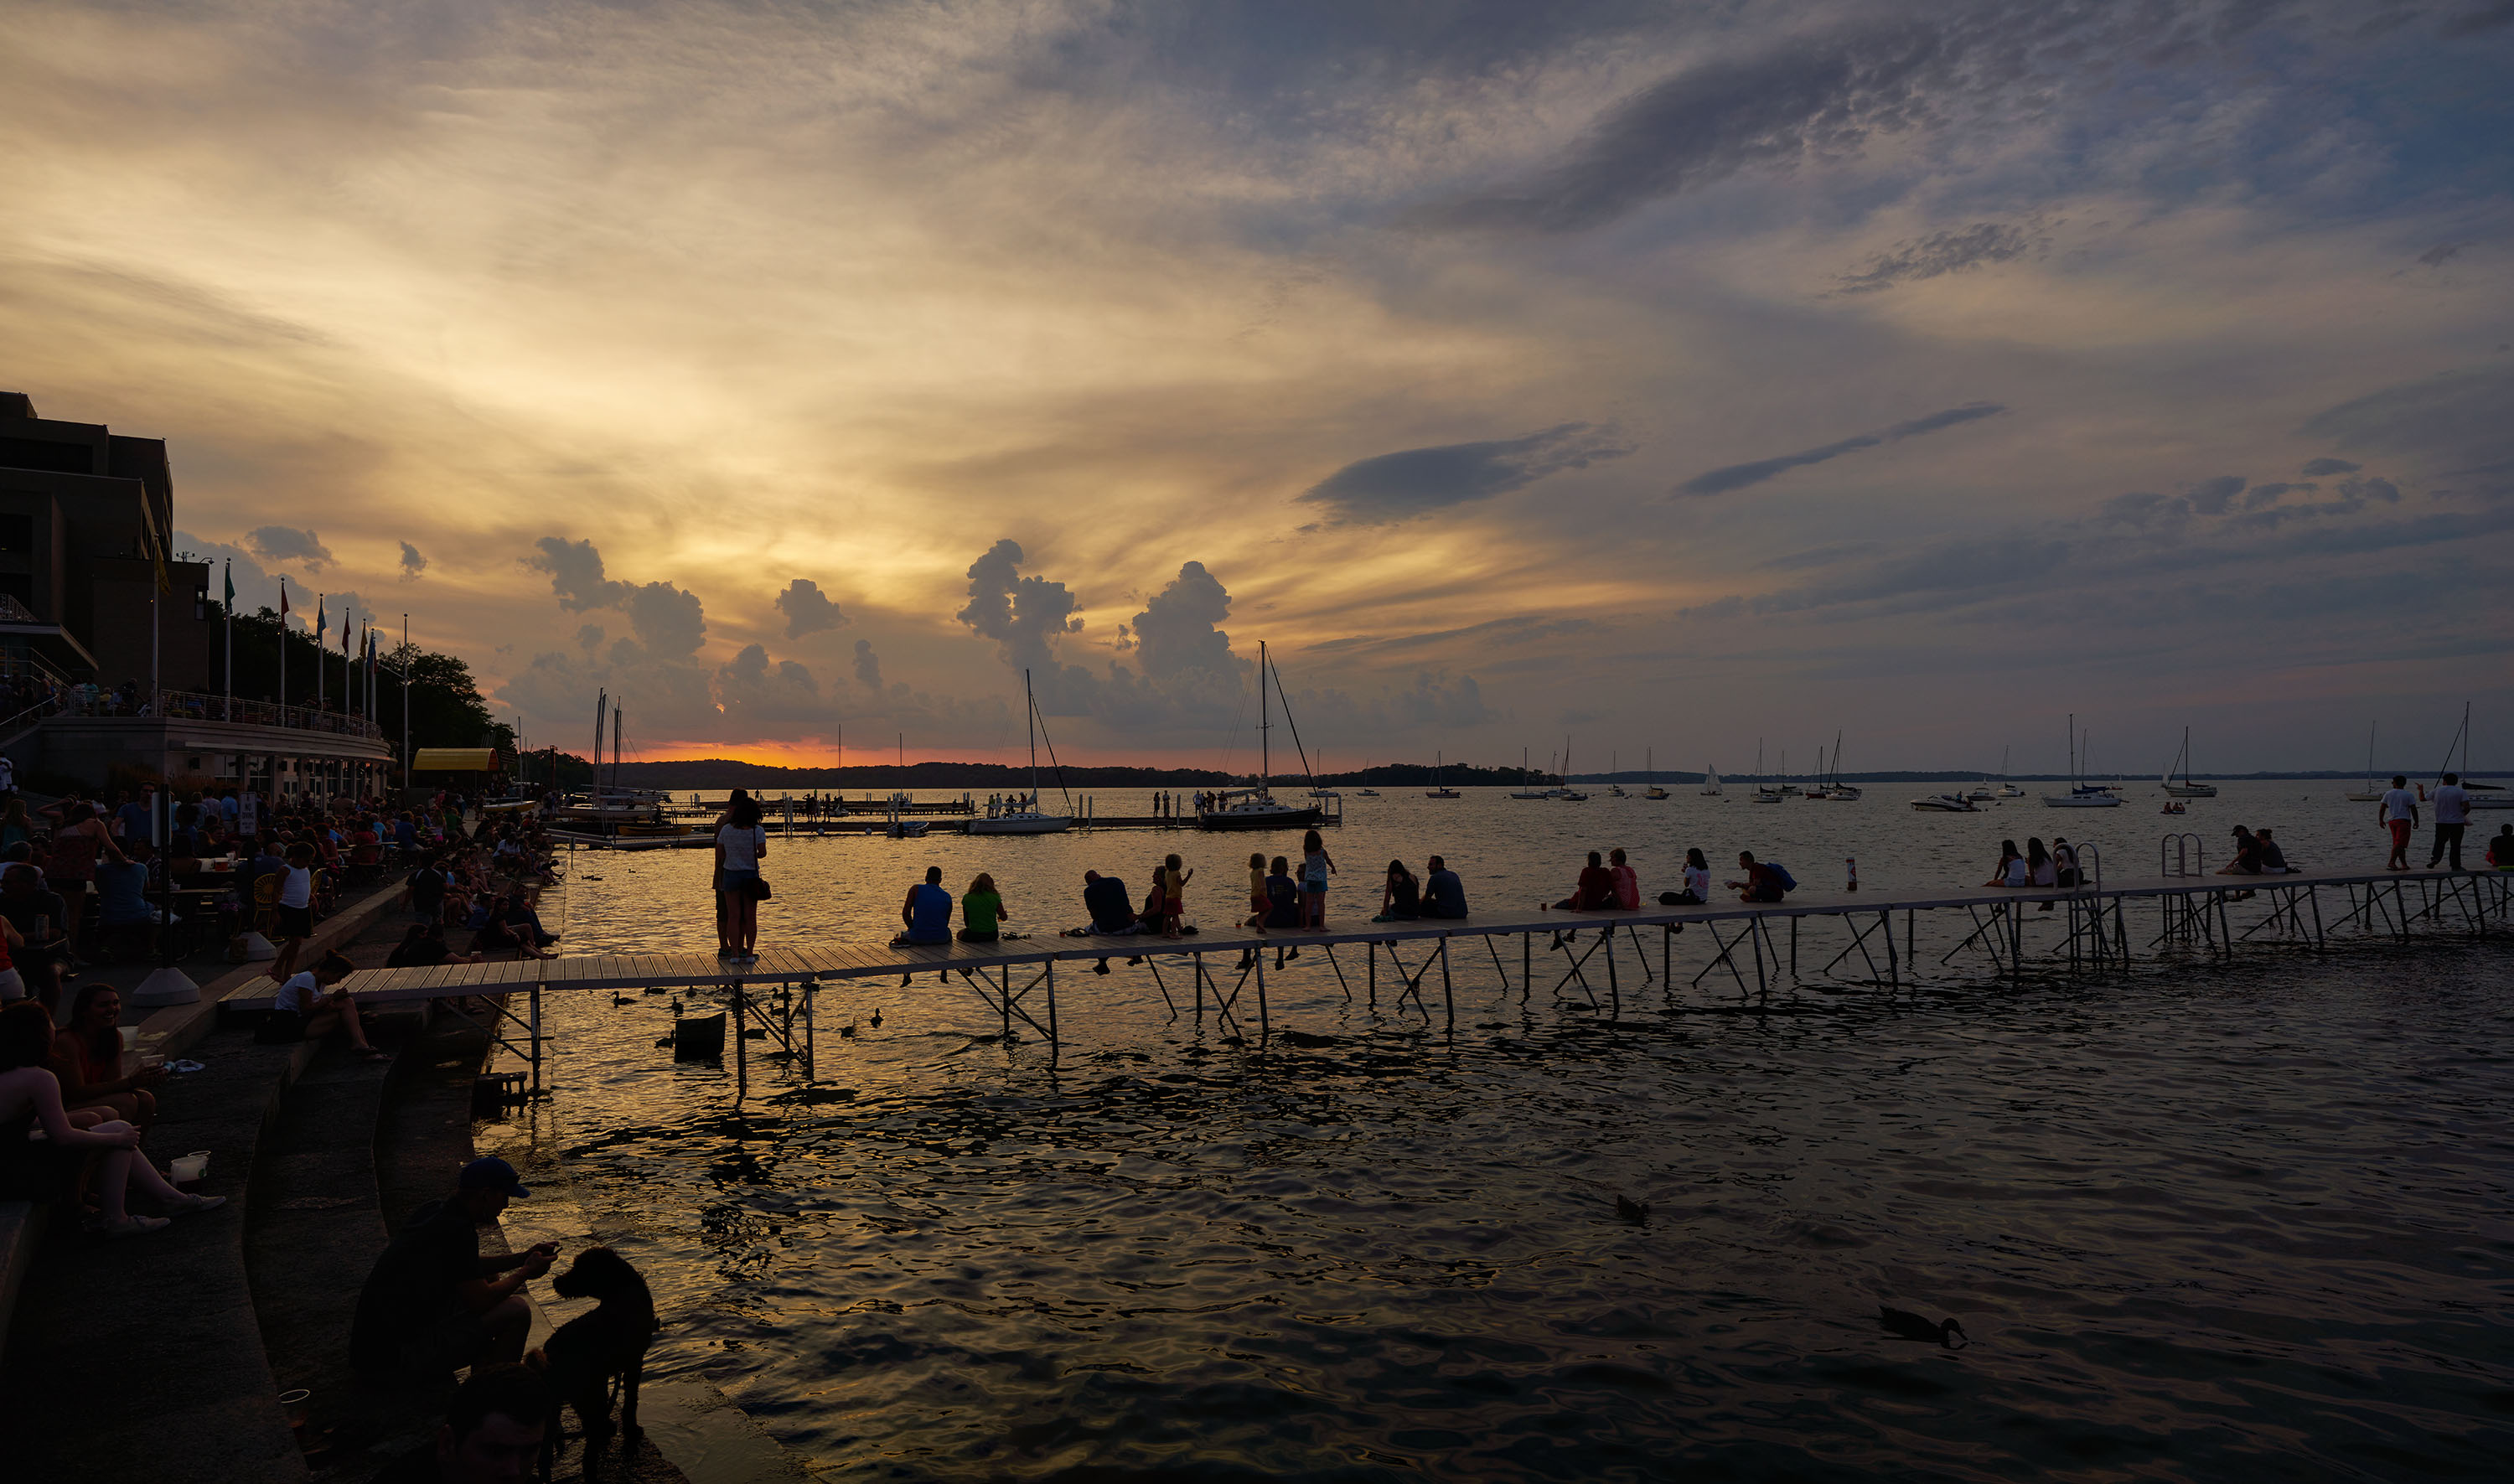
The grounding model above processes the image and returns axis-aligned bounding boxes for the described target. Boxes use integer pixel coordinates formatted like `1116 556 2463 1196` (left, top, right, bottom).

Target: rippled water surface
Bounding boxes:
479 785 2514 1481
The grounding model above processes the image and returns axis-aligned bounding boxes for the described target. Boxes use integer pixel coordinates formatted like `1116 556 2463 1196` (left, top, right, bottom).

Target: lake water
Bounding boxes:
478 783 2514 1481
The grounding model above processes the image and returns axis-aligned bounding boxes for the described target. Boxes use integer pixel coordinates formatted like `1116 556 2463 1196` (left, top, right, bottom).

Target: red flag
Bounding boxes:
280 578 290 618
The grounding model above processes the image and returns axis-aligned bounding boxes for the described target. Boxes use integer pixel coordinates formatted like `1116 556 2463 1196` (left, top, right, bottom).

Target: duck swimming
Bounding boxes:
1878 1306 1966 1347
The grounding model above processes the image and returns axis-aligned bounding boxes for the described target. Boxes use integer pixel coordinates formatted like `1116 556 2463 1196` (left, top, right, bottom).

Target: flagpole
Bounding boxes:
222 559 233 722
316 594 325 715
401 613 411 794
278 576 287 719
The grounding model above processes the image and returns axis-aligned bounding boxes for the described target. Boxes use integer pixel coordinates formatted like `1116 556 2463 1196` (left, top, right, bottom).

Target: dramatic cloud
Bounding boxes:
1831 220 2045 294
1298 424 1631 523
1125 562 1237 680
398 541 427 581
852 639 883 690
243 525 334 571
774 578 845 639
957 539 1083 673
1676 404 2006 497
525 537 629 613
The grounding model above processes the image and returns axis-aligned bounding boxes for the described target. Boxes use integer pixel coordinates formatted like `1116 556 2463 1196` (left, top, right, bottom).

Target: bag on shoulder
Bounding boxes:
744 875 772 902
1764 862 1798 893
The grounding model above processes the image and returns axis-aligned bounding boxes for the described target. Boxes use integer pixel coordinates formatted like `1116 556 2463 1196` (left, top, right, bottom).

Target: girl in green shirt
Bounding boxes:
960 872 1007 944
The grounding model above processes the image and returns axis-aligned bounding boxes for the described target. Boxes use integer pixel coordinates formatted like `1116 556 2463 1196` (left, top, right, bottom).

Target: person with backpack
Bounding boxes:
1725 851 1791 903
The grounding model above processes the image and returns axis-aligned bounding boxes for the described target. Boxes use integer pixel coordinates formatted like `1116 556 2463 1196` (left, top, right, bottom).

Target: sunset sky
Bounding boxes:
6 0 2510 773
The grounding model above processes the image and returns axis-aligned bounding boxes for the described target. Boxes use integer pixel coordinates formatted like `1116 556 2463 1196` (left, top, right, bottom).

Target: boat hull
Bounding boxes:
1198 805 1324 830
2163 784 2218 798
2041 794 2123 808
965 814 1073 835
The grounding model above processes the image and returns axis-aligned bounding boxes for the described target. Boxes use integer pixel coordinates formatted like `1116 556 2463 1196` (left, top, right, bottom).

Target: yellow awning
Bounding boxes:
411 747 505 772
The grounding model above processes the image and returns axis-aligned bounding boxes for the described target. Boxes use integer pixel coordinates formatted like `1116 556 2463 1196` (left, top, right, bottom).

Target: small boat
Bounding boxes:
2162 800 2186 814
1350 757 1379 797
2439 701 2512 809
2044 715 2124 808
2162 726 2217 798
1203 642 1328 829
1553 739 1588 801
1699 765 1723 797
1509 748 1549 799
968 670 1074 835
1910 794 1979 812
1805 734 1862 800
1607 751 1626 797
1645 748 1668 799
1425 749 1460 799
2344 721 2383 802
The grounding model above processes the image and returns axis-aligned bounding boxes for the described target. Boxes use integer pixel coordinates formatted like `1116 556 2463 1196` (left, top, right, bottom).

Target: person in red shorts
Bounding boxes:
2377 774 2418 871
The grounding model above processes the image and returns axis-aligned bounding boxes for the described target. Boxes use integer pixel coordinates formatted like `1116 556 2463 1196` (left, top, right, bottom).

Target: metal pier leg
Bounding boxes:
1750 918 1767 999
2008 905 2022 985
1194 952 1204 1021
1255 949 1269 1043
1605 928 1619 1019
1662 925 1672 987
1523 931 1532 1001
1322 944 1352 1000
804 980 816 1082
1045 959 1058 1063
732 983 747 1099
1789 918 1798 981
1882 911 1898 988
528 982 543 1097
1368 941 1377 1005
1439 936 1454 1030
1000 965 1013 1038
1486 934 1511 995
1906 910 1916 968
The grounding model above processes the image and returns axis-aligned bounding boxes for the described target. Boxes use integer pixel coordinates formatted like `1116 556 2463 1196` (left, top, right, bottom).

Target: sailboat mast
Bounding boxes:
1025 669 1039 803
1259 639 1270 791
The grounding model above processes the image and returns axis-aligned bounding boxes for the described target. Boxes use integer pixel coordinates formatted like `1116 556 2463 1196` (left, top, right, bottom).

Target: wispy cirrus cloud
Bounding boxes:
1675 404 2006 498
1300 423 1631 524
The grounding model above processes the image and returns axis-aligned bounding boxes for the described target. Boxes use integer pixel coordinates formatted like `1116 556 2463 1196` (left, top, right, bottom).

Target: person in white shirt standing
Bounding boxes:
2378 774 2419 871
2427 771 2471 871
714 790 768 963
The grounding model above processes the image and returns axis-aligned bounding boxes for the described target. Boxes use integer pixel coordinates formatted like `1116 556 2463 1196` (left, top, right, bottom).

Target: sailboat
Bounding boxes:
1807 732 1861 800
1553 738 1589 801
1200 642 1326 830
1645 748 1669 799
1425 749 1461 799
2344 721 2383 802
1307 751 1341 800
1750 739 1784 803
968 670 1073 834
2043 714 2122 807
2439 701 2511 809
1994 746 2025 797
1699 764 1723 797
1607 751 1627 797
1353 758 1379 798
1509 747 1549 799
2161 726 2217 798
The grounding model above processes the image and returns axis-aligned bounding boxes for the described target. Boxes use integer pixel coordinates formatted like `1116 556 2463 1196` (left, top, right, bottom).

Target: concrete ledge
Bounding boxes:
132 876 410 1063
0 1199 44 1370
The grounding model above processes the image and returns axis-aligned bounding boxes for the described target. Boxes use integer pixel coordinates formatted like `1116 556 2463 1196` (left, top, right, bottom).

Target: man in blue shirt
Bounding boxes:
1419 856 1469 919
897 866 953 944
116 784 157 844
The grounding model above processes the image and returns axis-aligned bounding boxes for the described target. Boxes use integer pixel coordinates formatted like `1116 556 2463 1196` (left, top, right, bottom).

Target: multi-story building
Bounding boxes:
0 390 396 797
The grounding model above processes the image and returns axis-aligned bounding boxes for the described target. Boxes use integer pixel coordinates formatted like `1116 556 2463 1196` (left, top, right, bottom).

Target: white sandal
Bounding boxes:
166 1192 228 1215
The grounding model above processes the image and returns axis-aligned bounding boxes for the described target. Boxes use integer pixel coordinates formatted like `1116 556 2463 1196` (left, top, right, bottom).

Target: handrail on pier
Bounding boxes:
2160 832 2204 877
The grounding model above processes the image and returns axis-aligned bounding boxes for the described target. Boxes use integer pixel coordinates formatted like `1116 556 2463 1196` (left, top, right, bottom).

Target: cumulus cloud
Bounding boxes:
2183 475 2248 515
1124 561 1237 679
244 525 334 571
1676 403 2006 497
775 578 845 638
1830 220 2046 294
852 639 883 689
713 644 825 729
1298 423 1631 523
2300 458 2361 476
525 536 630 612
398 541 427 580
957 538 1083 673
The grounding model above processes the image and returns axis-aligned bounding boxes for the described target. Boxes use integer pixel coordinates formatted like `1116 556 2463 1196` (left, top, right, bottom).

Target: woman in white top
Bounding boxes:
1985 840 2025 887
273 951 390 1062
2026 837 2059 910
715 790 769 962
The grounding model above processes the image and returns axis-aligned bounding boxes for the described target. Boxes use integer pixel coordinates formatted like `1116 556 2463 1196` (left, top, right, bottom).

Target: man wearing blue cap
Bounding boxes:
352 1156 560 1383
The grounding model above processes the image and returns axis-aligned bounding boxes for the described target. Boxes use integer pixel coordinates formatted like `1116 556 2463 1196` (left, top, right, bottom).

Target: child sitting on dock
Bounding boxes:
1265 857 1303 928
2489 825 2514 871
1374 860 1420 922
1243 851 1269 934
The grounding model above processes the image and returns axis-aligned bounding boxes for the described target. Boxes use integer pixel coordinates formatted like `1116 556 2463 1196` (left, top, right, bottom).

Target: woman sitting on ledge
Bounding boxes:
269 951 391 1063
0 1001 220 1238
51 985 165 1130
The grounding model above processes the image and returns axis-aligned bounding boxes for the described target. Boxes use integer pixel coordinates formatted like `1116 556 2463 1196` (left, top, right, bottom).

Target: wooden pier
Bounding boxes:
243 865 2511 1094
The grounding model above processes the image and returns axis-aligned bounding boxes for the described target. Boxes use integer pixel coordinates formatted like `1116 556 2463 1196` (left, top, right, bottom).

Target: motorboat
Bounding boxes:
969 670 1074 835
1911 793 1980 812
1201 642 1329 830
2161 726 2217 798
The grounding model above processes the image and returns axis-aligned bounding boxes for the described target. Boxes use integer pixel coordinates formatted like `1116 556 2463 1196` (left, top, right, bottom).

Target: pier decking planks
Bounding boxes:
329 866 2496 1004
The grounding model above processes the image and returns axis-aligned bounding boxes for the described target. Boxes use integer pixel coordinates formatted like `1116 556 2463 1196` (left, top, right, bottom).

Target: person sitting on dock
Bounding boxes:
2026 838 2058 911
1659 847 1712 906
268 950 391 1062
1419 856 1468 919
2255 828 2295 873
471 897 553 961
1984 840 2025 887
960 872 1007 944
1375 860 1420 922
386 921 482 968
1606 847 1641 910
897 866 953 946
1242 851 1269 933
1080 870 1137 934
2217 827 2265 876
1551 851 1616 911
351 1157 558 1384
2487 824 2514 871
1727 851 1786 904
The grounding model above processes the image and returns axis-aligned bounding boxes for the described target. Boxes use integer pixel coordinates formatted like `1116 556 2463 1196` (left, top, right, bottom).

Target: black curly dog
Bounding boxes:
531 1245 658 1481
